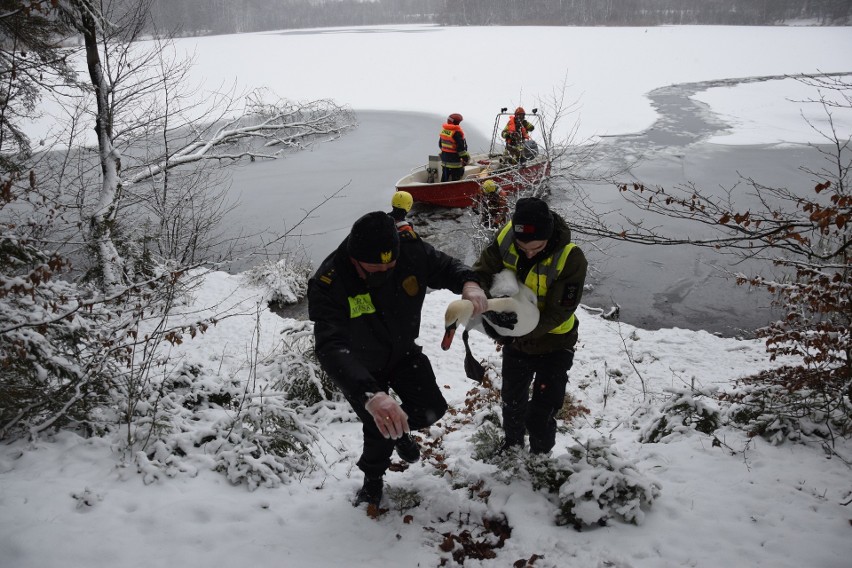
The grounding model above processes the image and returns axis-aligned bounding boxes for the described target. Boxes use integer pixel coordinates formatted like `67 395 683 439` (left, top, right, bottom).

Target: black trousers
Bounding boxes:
347 348 447 478
441 164 464 182
501 346 574 454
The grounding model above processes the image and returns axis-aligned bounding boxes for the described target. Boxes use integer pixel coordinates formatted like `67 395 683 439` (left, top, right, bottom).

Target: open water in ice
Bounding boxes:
223 79 834 337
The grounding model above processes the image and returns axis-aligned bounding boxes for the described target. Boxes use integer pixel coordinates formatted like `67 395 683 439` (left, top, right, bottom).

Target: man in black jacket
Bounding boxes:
308 211 487 508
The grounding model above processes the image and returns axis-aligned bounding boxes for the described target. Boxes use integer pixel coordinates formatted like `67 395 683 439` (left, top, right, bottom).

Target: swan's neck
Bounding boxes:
445 299 475 328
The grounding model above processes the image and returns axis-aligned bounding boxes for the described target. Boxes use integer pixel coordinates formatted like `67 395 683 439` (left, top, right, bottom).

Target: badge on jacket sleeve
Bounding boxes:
402 275 419 297
560 284 579 305
318 267 335 286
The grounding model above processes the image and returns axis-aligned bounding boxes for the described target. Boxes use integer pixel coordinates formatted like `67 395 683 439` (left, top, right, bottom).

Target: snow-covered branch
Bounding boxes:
125 96 356 186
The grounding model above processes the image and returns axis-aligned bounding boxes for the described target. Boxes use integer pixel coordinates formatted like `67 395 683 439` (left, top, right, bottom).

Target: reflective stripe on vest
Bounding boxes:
440 127 460 154
497 223 576 334
348 293 376 318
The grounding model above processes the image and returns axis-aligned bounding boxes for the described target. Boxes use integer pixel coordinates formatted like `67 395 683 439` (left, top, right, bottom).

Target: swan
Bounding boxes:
441 270 540 351
441 271 539 382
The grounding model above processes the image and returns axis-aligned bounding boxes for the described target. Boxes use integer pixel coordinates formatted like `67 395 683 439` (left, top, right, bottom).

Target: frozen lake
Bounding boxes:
220 94 831 337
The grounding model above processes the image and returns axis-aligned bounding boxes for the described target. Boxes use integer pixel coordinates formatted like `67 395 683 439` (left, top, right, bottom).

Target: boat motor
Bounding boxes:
522 140 539 159
426 155 440 183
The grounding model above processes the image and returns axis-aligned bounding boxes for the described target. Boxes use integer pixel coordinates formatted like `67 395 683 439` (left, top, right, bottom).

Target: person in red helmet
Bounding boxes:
438 113 471 182
501 107 535 164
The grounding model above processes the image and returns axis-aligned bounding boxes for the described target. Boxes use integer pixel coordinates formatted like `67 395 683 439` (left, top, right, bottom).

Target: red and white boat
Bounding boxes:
394 109 552 208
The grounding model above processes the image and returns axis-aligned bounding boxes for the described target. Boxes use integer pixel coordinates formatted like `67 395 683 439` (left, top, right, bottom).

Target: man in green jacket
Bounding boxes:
472 197 588 455
308 211 487 507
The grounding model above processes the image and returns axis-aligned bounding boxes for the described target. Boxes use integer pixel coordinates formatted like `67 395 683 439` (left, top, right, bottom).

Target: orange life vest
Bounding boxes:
440 123 464 155
505 116 530 140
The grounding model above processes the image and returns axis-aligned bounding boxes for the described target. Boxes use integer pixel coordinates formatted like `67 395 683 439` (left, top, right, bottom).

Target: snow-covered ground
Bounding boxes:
1 270 849 568
3 24 851 568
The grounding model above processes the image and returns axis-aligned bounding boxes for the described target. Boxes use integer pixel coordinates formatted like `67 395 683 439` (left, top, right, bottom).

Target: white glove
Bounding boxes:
462 282 488 317
364 392 409 440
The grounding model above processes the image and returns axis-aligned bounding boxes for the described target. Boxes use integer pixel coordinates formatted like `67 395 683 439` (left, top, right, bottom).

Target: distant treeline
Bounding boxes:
146 0 851 36
437 0 852 26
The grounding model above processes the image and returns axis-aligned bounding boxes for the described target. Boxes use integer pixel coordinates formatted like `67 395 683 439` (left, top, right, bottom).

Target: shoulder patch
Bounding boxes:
318 267 335 286
560 284 579 306
402 275 420 296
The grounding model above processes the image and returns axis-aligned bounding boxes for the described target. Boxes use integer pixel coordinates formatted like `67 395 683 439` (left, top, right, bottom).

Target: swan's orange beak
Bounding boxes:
441 323 457 350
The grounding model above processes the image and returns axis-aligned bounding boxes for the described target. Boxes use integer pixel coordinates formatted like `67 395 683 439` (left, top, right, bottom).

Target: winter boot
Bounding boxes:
394 433 420 463
354 475 383 507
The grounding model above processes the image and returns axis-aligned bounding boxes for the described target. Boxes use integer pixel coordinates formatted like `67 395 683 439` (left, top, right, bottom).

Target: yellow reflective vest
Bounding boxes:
496 222 576 335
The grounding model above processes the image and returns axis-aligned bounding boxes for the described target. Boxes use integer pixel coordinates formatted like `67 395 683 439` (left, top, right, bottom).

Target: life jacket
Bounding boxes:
395 220 416 238
505 116 530 141
496 223 576 334
439 123 463 155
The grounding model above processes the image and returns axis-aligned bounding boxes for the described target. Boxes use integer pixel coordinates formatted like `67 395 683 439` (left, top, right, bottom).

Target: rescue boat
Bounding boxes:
394 109 552 208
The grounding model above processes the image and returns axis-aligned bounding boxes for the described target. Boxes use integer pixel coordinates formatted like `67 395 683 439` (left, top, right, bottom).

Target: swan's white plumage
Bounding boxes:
441 270 540 349
489 268 521 298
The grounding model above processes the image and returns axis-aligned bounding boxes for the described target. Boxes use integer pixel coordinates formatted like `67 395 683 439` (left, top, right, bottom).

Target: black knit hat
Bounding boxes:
347 211 400 264
512 197 554 242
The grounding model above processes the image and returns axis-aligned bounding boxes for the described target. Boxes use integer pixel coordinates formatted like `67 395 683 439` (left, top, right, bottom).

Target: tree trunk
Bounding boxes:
77 3 125 290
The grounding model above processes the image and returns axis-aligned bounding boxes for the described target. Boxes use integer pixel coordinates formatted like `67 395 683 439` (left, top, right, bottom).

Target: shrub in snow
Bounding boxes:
465 372 660 529
470 420 507 462
242 257 310 305
639 385 721 443
0 200 173 440
269 322 339 406
553 437 662 529
132 357 318 489
210 397 318 489
0 268 115 438
722 369 851 444
480 434 661 530
384 485 423 511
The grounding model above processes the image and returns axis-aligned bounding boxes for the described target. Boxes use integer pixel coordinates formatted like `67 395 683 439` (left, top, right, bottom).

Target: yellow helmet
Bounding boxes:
481 180 499 194
391 190 413 212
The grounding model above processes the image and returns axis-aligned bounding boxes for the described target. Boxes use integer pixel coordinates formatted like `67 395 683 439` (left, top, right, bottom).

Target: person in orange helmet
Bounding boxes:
438 113 471 182
501 107 535 164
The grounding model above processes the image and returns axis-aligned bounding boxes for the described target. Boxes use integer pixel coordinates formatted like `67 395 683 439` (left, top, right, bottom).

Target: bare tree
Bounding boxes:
43 1 356 289
0 0 355 447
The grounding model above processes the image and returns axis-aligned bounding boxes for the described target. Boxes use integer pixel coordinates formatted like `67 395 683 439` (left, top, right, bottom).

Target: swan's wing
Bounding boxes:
482 296 540 337
482 309 518 330
480 319 516 346
480 318 504 341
